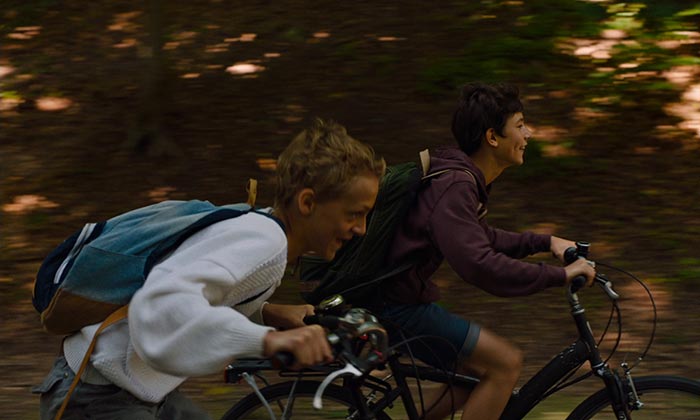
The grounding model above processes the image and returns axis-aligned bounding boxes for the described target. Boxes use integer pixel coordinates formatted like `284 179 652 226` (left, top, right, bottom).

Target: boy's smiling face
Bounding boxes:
493 112 532 167
305 173 379 260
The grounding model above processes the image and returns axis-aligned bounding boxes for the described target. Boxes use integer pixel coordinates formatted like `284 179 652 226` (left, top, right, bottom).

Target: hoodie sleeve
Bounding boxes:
428 180 565 297
483 225 552 258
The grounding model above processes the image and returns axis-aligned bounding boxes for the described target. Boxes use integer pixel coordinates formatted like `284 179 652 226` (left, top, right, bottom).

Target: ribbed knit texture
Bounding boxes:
63 209 286 402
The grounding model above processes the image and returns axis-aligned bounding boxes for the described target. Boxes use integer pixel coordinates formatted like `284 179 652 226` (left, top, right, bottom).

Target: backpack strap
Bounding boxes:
422 167 485 218
54 306 128 420
418 149 477 183
419 149 431 176
53 284 274 420
332 262 414 299
246 178 258 207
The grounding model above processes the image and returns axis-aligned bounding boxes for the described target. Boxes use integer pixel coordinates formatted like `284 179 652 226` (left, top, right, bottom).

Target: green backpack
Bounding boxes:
301 150 468 310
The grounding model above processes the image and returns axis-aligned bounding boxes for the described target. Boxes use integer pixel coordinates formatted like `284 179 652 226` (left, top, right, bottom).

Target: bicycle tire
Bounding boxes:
566 375 700 419
221 380 392 420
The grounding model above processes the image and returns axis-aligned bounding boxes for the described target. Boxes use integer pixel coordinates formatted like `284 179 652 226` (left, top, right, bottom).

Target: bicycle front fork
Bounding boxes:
596 362 642 419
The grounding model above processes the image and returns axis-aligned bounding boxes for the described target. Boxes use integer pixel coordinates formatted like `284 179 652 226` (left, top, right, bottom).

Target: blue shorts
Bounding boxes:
380 303 480 370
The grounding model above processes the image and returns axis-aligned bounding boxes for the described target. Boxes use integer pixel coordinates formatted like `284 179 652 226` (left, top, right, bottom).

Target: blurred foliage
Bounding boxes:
1 2 699 418
417 0 700 102
418 0 606 91
1 0 698 278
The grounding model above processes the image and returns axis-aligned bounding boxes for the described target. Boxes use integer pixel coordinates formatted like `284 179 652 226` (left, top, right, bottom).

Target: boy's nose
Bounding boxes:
352 217 367 236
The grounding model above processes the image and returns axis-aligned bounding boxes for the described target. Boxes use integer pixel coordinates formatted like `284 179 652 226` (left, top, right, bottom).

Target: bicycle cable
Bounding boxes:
385 332 461 420
373 315 427 416
597 261 657 370
396 327 427 417
543 274 625 397
596 297 617 348
545 261 655 396
605 301 623 365
543 301 622 398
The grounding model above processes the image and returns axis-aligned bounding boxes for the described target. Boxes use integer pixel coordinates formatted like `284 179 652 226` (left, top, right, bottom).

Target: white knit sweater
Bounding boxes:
63 209 287 402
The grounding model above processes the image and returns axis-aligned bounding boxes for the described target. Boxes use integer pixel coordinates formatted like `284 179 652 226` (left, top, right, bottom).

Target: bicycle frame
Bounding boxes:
339 287 632 420
224 281 639 419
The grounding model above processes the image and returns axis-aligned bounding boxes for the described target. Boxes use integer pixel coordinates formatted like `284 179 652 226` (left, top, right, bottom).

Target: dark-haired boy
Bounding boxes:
382 83 595 420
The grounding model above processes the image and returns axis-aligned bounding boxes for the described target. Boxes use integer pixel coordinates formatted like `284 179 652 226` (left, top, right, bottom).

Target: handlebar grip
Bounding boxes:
565 243 593 294
564 246 579 265
271 351 295 369
304 314 341 330
570 275 587 293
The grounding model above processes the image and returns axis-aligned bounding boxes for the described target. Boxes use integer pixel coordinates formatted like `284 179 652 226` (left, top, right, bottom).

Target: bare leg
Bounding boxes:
458 329 522 420
420 385 471 420
419 329 521 420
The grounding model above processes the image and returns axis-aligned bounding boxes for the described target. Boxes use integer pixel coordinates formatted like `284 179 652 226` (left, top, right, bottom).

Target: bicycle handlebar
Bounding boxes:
303 313 341 330
271 307 389 370
565 243 619 300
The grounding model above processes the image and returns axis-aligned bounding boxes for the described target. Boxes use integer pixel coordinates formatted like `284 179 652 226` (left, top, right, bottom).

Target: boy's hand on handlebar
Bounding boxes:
564 258 596 287
550 236 576 263
263 325 333 368
262 303 315 330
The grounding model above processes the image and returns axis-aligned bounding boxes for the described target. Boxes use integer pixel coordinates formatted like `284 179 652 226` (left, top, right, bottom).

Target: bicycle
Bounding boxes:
221 243 700 419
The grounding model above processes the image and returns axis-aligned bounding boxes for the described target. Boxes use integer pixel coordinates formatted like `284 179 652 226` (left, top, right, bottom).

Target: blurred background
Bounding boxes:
1 1 699 418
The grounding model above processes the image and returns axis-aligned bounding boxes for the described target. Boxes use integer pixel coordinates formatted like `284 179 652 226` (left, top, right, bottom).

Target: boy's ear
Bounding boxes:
485 128 499 147
296 188 316 216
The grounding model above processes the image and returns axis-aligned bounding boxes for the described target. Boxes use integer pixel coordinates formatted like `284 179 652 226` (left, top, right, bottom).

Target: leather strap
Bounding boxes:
419 149 430 176
54 306 129 420
418 149 476 183
418 149 484 218
246 178 258 207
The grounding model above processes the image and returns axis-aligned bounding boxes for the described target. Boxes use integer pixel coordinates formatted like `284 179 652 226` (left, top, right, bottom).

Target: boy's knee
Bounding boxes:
509 347 523 372
499 345 523 380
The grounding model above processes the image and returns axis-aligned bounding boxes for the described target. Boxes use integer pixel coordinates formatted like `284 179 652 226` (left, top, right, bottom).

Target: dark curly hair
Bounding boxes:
451 82 523 155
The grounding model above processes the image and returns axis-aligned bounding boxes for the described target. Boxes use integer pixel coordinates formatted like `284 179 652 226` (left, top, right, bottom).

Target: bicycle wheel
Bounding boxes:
566 375 700 419
221 380 392 420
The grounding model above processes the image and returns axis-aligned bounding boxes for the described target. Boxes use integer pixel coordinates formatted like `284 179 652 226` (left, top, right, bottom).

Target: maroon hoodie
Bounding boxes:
383 146 566 304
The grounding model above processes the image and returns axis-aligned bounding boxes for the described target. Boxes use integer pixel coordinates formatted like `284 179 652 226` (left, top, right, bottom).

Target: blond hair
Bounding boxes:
275 118 386 208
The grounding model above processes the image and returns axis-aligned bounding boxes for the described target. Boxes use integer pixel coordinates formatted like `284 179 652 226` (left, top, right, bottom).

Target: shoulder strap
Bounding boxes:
246 178 258 207
419 149 431 176
53 278 273 420
54 306 128 420
417 148 485 218
418 149 476 183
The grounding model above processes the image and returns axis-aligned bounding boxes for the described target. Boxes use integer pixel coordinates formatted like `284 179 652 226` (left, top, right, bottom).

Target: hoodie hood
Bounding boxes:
429 146 490 206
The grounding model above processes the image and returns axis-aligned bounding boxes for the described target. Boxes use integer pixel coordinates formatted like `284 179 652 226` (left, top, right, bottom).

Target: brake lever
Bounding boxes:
313 362 362 409
596 274 620 301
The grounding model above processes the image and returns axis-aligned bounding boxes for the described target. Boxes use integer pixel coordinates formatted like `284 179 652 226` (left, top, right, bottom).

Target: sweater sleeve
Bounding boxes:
128 215 285 377
429 181 565 297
